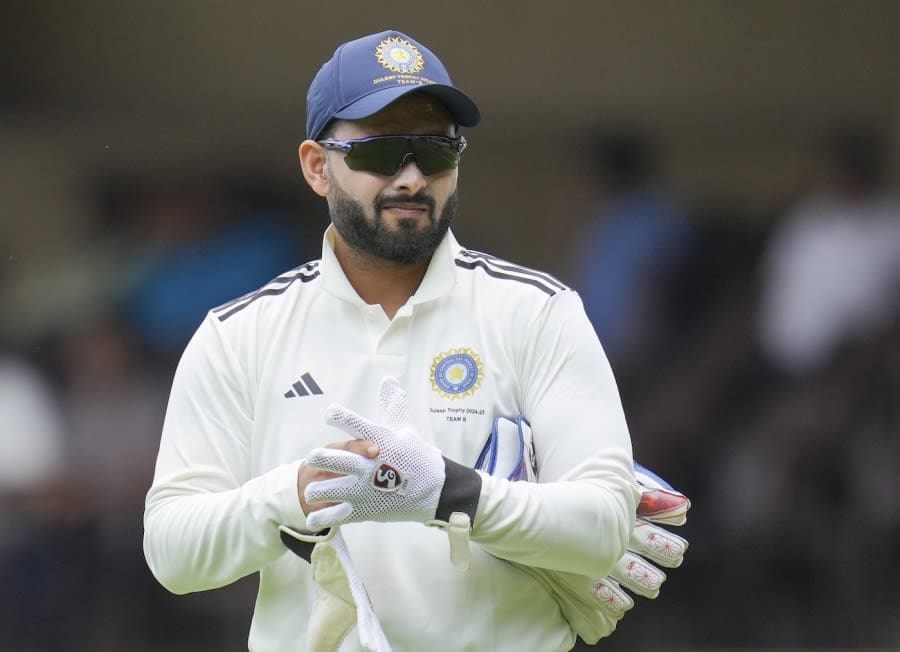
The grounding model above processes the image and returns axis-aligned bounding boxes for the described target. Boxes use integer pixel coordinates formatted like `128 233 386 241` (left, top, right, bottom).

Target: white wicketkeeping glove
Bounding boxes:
279 378 484 651
590 461 690 624
279 525 392 652
304 376 481 535
475 416 691 643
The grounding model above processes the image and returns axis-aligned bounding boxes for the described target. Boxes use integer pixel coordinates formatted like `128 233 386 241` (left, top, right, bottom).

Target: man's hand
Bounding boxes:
298 440 380 517
302 377 450 531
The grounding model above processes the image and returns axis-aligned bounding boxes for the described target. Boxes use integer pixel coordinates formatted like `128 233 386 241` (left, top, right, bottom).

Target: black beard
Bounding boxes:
329 185 457 265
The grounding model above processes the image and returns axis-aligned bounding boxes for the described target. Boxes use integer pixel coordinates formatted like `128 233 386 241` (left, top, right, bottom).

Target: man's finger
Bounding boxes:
306 502 354 531
305 448 372 476
377 376 411 431
305 474 360 505
325 403 382 441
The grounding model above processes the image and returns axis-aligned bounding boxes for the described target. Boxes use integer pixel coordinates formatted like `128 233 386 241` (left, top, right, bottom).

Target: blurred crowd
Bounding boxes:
1 122 899 650
0 174 321 649
571 122 900 650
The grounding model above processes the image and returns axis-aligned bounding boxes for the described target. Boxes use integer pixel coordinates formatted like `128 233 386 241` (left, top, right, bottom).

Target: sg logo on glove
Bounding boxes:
372 463 404 493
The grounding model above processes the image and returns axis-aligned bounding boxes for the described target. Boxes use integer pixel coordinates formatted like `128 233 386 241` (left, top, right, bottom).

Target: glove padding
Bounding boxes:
589 463 689 623
279 526 392 652
304 377 446 531
476 417 690 642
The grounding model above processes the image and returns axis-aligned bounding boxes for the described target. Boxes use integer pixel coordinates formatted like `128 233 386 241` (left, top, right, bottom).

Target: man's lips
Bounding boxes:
382 202 430 217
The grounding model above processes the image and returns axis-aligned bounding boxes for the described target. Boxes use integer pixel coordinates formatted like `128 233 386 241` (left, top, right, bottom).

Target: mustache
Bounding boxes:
374 191 436 214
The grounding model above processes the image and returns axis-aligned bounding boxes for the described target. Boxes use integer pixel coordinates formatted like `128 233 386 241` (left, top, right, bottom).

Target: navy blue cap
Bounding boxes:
306 30 481 140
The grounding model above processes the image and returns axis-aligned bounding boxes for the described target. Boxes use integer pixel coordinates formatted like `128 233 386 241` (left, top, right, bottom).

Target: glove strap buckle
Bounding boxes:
426 511 472 571
447 511 472 571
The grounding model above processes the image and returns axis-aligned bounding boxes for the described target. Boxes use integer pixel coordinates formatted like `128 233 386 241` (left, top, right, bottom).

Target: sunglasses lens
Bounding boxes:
412 140 461 175
343 137 461 176
343 138 408 175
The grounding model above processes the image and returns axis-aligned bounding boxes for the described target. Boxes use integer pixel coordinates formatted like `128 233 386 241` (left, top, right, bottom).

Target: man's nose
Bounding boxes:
392 154 427 194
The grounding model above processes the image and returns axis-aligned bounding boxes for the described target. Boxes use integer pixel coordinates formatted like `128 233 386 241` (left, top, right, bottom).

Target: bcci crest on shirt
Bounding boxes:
430 347 484 399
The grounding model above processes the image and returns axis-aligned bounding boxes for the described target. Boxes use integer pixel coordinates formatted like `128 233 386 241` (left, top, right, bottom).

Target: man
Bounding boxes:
144 30 639 651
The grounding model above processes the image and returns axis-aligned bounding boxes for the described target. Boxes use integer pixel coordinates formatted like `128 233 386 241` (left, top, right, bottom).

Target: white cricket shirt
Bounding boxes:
144 226 639 651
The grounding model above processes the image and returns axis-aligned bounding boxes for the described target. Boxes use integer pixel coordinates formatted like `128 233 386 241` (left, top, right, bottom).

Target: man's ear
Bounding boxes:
299 140 329 197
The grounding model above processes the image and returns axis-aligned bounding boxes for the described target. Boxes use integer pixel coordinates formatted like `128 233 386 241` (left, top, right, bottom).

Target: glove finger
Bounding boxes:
306 502 355 531
305 447 372 477
609 551 666 599
325 403 387 444
637 487 691 526
591 577 634 620
378 376 411 432
630 520 688 569
634 461 691 525
304 474 362 506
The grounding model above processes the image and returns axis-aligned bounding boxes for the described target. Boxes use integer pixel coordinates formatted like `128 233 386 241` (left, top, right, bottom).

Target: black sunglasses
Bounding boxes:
317 134 467 176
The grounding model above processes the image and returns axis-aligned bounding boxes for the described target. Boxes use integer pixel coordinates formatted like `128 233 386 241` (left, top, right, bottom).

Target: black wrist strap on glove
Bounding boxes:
425 457 483 572
435 457 482 523
278 524 336 563
280 458 482 572
279 527 331 562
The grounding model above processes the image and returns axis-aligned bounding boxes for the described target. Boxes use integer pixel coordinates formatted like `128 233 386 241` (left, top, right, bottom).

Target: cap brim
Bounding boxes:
333 84 480 128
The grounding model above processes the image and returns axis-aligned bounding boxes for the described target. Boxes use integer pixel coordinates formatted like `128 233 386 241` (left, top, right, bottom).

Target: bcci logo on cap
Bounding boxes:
372 463 403 492
376 37 424 74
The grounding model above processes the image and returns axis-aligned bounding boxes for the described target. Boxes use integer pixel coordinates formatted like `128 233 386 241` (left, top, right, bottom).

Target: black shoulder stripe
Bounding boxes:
215 264 320 322
211 262 321 315
455 259 558 296
216 271 320 321
211 288 258 314
458 250 568 291
461 251 568 291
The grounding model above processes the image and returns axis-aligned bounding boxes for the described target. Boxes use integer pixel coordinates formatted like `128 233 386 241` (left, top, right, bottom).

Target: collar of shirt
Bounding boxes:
319 224 460 308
